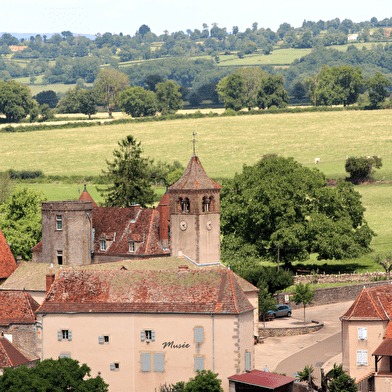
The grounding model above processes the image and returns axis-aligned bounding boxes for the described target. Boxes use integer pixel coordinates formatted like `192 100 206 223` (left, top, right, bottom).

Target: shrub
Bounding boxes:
345 155 382 183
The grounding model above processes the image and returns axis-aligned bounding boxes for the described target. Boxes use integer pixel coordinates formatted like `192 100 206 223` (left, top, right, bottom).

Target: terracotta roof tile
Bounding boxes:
78 186 98 208
0 229 17 279
169 155 221 191
0 291 39 325
341 285 392 321
373 338 392 356
0 337 33 368
37 269 254 315
228 370 296 388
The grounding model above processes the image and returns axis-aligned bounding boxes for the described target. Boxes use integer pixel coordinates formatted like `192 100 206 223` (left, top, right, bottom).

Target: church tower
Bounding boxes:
169 155 221 264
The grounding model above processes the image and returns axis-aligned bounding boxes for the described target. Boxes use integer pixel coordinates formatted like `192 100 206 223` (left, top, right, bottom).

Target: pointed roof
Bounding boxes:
0 229 17 279
78 185 98 207
0 337 33 369
37 269 253 315
0 291 40 325
169 155 221 191
341 285 392 321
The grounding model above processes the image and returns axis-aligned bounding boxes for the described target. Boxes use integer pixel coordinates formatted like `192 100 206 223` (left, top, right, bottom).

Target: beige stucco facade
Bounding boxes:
342 319 387 379
38 310 254 392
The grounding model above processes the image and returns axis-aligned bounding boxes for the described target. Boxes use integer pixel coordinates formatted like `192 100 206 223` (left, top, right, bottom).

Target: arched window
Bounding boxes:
181 198 190 213
202 196 210 212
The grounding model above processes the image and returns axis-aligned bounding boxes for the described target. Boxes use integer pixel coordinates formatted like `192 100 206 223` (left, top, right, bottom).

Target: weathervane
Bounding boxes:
192 131 197 156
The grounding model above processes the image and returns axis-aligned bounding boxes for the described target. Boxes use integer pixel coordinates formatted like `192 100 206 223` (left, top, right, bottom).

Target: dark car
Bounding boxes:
268 305 292 318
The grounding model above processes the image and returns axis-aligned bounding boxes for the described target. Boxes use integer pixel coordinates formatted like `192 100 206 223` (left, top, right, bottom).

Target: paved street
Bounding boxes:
255 301 352 382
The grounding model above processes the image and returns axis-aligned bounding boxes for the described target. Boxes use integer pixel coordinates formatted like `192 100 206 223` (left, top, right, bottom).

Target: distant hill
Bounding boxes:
0 32 96 40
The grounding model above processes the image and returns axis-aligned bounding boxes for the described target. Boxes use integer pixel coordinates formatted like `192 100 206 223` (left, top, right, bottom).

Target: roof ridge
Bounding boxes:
347 287 365 319
370 290 387 319
228 269 239 314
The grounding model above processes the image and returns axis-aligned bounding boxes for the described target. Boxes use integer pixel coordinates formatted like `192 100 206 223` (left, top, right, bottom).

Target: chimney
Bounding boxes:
178 265 189 272
46 274 55 294
16 256 22 265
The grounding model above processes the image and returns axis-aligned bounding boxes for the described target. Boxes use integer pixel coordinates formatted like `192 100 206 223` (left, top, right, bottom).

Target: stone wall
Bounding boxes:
294 271 387 285
259 321 324 338
277 280 391 309
0 324 38 357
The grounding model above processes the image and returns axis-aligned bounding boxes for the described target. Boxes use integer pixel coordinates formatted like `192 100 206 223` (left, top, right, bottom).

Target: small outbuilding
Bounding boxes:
228 370 295 392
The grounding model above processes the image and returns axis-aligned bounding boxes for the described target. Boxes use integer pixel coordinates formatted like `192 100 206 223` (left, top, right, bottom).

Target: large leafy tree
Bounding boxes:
119 86 157 117
32 90 58 108
57 86 97 119
217 73 246 111
307 65 364 107
95 68 129 117
364 72 392 108
155 80 183 114
98 135 154 208
0 187 46 260
0 80 36 122
183 370 223 392
220 156 374 265
257 74 289 109
0 357 108 392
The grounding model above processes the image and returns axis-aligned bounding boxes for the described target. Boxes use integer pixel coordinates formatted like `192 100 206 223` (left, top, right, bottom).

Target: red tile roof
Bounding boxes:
169 155 221 191
0 229 17 279
340 284 392 321
78 186 98 208
92 206 169 257
373 338 392 356
0 291 39 325
228 370 296 388
0 337 33 368
37 269 254 315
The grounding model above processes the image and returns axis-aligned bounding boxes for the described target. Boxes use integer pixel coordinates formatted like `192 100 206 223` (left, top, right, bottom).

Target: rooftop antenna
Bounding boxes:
192 131 197 156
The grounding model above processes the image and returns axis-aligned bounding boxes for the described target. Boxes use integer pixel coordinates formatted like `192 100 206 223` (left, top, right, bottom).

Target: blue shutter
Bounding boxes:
68 330 72 341
154 353 164 372
151 331 155 342
245 352 251 371
141 353 151 372
194 357 204 372
99 336 104 344
194 327 203 343
58 330 62 341
110 363 115 371
141 330 145 342
60 353 71 358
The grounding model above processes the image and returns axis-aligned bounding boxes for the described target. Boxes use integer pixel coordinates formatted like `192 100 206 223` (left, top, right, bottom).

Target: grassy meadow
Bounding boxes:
2 109 392 273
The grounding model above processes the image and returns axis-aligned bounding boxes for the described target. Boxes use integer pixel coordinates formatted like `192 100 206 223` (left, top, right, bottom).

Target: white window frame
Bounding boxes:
56 215 62 230
57 250 63 265
58 329 72 341
357 350 368 366
129 241 135 253
141 330 155 342
358 327 367 340
100 240 106 251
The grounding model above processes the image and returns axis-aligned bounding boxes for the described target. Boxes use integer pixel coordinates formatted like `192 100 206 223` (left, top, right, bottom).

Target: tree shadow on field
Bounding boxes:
293 262 363 275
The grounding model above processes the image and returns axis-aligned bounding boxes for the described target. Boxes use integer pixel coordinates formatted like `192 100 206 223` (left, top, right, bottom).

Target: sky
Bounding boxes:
3 0 391 37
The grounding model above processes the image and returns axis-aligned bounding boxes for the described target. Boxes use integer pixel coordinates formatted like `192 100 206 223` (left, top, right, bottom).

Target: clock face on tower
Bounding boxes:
206 220 212 230
180 220 188 231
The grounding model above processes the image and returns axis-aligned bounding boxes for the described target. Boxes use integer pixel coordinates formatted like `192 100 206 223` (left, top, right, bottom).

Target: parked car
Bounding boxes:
269 305 292 318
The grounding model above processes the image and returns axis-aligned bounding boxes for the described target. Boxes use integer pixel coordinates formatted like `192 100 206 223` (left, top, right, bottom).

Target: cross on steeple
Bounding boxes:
192 131 197 156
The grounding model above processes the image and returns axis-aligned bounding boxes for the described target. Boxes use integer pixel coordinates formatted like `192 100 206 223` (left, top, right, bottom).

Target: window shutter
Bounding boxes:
110 363 115 371
154 353 164 372
151 331 155 342
141 330 145 342
60 353 71 358
194 327 204 343
58 330 62 341
245 352 251 371
99 336 104 344
195 357 204 372
141 353 151 372
357 350 367 365
68 330 72 341
358 327 367 340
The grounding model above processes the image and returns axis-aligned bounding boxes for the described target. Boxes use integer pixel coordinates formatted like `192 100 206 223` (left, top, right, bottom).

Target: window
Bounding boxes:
245 352 251 371
110 363 120 371
129 241 135 253
202 196 210 212
56 215 62 230
141 330 155 342
357 350 368 365
57 250 63 265
100 240 106 251
154 353 165 372
60 353 71 358
141 353 151 372
194 356 204 372
58 329 72 341
194 327 204 343
358 327 367 340
180 198 190 213
99 335 110 344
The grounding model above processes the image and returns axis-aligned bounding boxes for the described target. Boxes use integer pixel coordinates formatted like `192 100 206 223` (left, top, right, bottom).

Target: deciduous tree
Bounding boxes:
345 155 382 183
119 86 157 117
95 68 129 117
217 73 246 111
293 282 314 323
364 72 392 108
183 370 223 392
98 135 154 208
33 90 58 108
155 80 183 114
257 74 289 109
0 187 46 260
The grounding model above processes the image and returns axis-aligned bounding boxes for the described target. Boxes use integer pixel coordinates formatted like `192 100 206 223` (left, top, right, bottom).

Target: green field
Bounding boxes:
2 109 392 273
